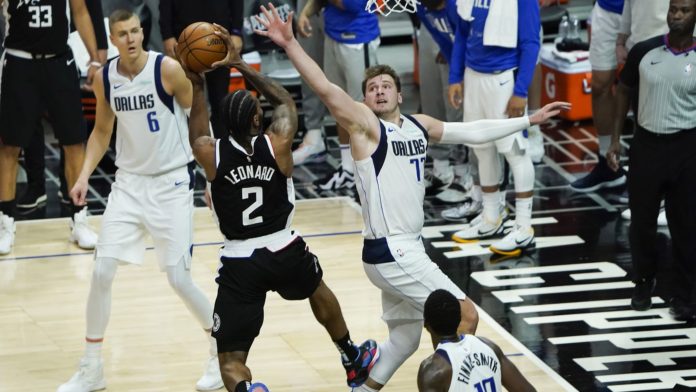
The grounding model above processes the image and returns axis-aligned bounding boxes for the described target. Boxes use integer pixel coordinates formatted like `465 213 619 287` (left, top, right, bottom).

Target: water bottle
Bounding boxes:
558 15 569 42
568 16 580 41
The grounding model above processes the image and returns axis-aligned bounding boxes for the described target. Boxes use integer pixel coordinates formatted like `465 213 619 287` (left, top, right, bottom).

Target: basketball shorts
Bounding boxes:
0 50 86 147
362 234 467 321
212 235 323 353
589 4 622 71
463 67 527 153
95 163 195 270
324 36 379 101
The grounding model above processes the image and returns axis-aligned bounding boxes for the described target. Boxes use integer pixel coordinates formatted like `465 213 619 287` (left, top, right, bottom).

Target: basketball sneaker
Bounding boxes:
441 199 483 222
56 358 106 392
489 226 535 255
570 156 626 192
70 209 98 250
17 182 47 209
249 382 270 392
621 208 668 226
343 339 380 387
0 213 15 255
314 168 355 191
631 278 655 311
292 141 327 165
196 355 223 391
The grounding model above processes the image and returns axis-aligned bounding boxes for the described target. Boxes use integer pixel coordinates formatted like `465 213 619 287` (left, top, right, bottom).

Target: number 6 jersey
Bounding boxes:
103 51 193 175
211 134 295 240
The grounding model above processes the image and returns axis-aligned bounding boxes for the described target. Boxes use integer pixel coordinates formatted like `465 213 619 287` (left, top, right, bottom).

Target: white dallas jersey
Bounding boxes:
354 115 428 239
103 51 193 175
436 336 502 392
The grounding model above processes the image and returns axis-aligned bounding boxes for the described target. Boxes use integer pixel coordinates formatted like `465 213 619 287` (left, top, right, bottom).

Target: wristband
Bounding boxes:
89 61 102 67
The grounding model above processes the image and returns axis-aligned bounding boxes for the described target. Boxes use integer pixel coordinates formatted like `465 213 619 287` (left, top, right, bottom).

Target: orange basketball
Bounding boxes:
176 22 227 73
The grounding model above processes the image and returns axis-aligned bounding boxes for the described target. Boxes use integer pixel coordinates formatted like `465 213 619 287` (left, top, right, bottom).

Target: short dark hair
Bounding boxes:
424 289 461 336
108 9 138 30
222 89 258 142
362 64 401 95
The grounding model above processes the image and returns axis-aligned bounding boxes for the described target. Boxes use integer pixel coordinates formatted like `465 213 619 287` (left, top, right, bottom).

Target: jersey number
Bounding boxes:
474 376 497 392
28 5 52 28
409 157 426 181
147 111 160 132
242 187 263 226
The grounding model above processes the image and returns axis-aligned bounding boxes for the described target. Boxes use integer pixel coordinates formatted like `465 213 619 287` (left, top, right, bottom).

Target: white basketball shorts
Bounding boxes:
589 4 622 71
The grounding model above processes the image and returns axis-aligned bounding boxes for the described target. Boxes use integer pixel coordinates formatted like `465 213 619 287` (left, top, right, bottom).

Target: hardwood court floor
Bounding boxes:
0 198 565 391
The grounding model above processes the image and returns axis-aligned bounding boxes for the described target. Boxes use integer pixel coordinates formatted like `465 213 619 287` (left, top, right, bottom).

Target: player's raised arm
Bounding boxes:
253 4 377 138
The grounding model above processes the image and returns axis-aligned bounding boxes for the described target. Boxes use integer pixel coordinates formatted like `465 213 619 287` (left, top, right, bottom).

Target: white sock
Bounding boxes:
304 129 323 145
598 135 612 156
352 385 379 392
515 197 533 228
482 191 501 223
340 144 353 173
208 332 217 357
85 340 102 361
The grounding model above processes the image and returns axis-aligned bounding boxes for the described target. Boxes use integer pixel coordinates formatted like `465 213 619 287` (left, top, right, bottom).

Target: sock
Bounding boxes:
304 129 323 145
482 191 500 223
207 331 218 357
71 203 85 219
598 135 612 156
334 332 359 363
353 384 379 392
0 200 16 218
85 338 103 361
235 381 251 392
340 144 353 173
515 197 533 228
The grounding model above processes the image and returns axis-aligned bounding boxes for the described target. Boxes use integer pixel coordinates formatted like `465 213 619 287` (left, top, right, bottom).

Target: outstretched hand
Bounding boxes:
254 3 295 49
212 23 242 68
529 101 571 125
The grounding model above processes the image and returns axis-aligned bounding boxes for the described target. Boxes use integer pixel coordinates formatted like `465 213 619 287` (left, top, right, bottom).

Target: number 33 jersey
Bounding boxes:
211 134 295 240
103 51 193 175
354 115 428 239
3 0 71 54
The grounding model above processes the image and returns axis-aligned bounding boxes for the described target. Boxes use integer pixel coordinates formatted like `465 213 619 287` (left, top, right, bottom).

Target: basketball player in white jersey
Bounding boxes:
418 289 536 392
58 9 222 392
256 5 568 391
182 25 379 392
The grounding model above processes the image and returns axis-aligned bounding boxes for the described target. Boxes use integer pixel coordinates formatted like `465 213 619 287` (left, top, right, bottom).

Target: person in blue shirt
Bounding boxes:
448 0 541 257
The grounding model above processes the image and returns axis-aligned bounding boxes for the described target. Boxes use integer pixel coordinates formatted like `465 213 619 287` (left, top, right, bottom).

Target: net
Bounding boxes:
365 0 419 16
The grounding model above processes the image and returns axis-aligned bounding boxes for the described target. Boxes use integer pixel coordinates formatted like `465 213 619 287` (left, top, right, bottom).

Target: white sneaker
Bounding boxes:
468 204 509 227
621 208 631 220
314 168 355 191
620 208 668 227
0 213 15 255
441 200 483 221
196 355 223 391
292 141 327 165
70 209 98 250
56 358 105 392
490 226 535 255
452 216 504 243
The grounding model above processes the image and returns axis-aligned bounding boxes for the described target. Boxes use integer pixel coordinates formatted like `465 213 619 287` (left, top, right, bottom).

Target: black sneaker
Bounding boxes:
570 156 626 193
314 168 355 191
630 278 655 311
17 183 47 209
669 298 696 322
343 339 380 388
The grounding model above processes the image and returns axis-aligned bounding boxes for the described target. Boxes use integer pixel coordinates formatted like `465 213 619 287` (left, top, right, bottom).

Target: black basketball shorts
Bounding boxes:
0 51 86 147
212 236 324 353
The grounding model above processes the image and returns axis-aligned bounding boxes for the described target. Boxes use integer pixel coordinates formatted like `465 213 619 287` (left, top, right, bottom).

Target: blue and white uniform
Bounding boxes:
96 51 195 270
436 336 502 392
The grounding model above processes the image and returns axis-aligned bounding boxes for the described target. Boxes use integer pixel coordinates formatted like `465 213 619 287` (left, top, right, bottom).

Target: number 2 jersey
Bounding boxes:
436 336 502 392
354 114 428 239
3 0 71 54
211 134 295 240
103 51 193 175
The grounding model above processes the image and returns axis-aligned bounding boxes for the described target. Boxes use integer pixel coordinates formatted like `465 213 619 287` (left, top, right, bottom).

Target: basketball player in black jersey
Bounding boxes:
180 26 379 392
0 0 100 255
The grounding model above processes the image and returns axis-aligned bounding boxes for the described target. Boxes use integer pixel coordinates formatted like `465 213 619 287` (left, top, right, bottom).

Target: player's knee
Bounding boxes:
504 148 534 192
458 298 479 335
91 257 118 290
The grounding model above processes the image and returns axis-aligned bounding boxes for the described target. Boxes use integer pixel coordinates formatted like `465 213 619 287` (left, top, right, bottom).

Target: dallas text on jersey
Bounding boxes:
114 94 155 112
391 139 426 157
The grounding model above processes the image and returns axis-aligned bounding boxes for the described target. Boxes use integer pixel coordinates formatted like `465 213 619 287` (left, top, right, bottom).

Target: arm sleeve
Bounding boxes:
159 0 175 40
448 18 469 84
228 0 243 36
513 0 541 98
85 0 107 50
440 117 530 144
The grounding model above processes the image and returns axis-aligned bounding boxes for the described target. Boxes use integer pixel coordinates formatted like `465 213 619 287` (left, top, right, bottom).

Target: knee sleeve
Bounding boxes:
503 144 535 193
91 257 118 291
166 257 214 330
368 319 423 385
474 146 502 187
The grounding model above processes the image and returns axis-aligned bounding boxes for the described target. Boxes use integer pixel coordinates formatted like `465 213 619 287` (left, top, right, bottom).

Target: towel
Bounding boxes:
456 0 518 48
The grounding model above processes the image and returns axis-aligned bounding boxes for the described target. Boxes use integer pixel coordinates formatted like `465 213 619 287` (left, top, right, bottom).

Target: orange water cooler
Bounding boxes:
540 44 592 121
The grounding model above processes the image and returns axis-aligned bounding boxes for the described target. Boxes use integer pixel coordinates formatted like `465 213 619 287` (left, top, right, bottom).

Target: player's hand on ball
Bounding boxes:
212 23 242 68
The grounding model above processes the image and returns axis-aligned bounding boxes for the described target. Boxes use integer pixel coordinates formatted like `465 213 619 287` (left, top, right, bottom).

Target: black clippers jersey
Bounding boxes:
3 0 71 54
211 135 295 240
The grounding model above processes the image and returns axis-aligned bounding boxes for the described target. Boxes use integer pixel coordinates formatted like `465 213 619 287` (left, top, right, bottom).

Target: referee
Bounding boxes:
607 0 696 321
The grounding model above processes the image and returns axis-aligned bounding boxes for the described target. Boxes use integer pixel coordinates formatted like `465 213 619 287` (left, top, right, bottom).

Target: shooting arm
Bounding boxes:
431 116 530 145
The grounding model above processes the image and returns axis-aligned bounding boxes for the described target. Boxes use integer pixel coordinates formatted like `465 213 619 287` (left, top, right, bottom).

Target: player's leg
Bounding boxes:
17 125 48 209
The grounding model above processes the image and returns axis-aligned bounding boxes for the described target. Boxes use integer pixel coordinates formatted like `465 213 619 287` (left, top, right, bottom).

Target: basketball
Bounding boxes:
176 22 227 73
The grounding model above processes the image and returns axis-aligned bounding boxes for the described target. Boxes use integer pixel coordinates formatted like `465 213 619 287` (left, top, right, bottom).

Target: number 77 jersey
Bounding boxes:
211 134 295 241
354 115 429 239
103 52 193 175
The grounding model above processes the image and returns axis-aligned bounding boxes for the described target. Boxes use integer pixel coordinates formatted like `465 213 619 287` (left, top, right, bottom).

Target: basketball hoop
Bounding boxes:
365 0 419 16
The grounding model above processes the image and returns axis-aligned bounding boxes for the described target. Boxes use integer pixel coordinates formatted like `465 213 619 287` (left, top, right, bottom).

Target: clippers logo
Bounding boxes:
16 0 41 9
212 313 221 332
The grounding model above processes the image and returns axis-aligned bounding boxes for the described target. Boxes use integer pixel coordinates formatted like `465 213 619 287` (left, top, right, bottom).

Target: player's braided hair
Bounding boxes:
222 89 258 142
424 289 461 336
